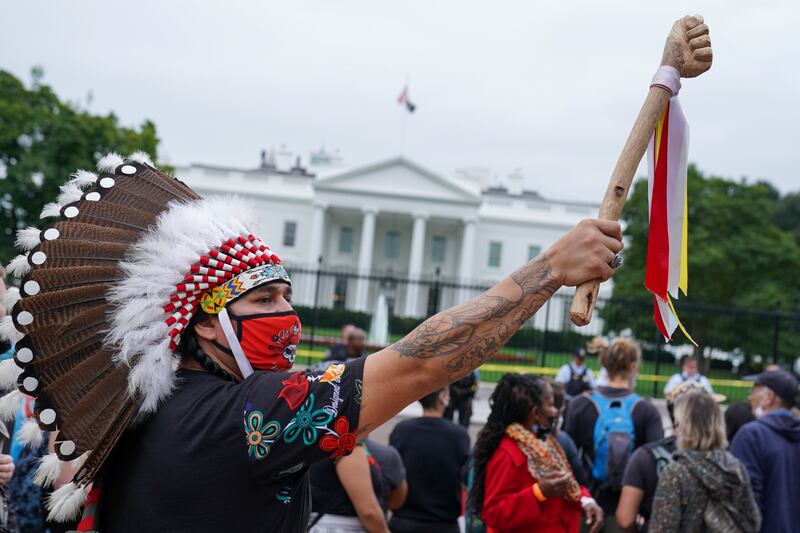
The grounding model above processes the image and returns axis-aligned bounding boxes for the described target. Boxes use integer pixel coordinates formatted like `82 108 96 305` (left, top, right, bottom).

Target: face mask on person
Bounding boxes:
215 310 302 372
532 415 558 440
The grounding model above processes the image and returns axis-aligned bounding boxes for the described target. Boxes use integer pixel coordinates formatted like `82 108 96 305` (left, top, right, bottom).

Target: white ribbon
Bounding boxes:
218 308 254 379
651 65 681 95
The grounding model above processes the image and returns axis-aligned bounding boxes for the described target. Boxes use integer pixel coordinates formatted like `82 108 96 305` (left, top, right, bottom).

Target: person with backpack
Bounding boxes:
564 338 663 531
470 373 603 533
616 381 712 532
648 390 760 533
555 349 596 401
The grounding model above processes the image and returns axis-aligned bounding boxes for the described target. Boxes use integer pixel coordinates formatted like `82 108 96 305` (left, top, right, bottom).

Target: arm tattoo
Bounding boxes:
391 257 559 380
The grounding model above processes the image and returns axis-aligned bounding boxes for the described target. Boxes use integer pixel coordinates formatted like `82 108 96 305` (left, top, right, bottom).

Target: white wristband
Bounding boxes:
580 496 596 508
651 65 681 96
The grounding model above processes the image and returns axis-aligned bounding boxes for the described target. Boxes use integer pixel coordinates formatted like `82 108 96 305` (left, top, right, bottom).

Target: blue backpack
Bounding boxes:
591 392 640 490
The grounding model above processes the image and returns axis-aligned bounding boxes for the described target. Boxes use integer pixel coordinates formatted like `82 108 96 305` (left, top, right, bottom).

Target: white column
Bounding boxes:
404 212 427 317
354 208 377 312
457 216 477 303
303 203 326 306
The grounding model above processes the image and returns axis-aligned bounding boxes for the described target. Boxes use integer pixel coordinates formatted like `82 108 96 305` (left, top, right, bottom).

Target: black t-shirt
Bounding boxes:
563 387 664 513
97 357 365 533
388 417 470 530
621 436 677 522
309 442 384 517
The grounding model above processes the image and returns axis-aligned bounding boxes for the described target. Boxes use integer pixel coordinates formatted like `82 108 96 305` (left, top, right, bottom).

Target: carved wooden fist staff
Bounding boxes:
569 15 713 327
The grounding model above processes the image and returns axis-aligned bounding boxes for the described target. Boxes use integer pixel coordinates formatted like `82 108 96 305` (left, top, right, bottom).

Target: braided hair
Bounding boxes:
469 373 548 516
177 308 235 382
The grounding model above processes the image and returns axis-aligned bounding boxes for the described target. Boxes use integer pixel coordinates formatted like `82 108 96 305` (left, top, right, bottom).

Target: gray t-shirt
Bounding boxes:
363 438 406 511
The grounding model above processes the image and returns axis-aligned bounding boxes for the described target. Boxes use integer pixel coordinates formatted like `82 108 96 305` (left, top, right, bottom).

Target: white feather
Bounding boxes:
3 287 20 313
0 390 22 421
33 453 62 488
40 202 62 219
71 451 90 470
57 183 83 206
128 151 154 166
0 316 23 344
15 227 41 251
67 169 98 188
107 197 264 414
17 419 44 448
96 152 124 172
46 482 87 522
6 254 31 277
0 359 22 391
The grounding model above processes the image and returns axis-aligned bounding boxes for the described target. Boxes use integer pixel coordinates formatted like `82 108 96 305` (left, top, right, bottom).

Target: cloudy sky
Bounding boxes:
2 1 798 202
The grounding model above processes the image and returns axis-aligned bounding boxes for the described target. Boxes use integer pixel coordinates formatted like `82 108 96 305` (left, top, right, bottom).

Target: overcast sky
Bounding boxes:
2 1 798 202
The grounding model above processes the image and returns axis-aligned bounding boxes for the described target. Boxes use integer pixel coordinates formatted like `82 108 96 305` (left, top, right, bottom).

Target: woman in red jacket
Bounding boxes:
470 373 603 533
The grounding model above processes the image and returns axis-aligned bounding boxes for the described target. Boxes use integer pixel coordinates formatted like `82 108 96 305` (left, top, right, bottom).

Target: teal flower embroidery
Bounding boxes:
244 409 281 460
276 485 292 504
283 393 334 445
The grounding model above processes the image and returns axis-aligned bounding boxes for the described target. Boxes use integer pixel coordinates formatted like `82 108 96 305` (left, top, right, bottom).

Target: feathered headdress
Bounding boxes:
0 153 285 520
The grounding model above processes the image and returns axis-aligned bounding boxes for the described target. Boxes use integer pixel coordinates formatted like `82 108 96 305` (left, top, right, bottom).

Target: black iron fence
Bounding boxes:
287 265 799 402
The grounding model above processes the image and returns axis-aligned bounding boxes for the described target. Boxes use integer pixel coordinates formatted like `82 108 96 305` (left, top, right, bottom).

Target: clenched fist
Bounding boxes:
544 219 623 287
0 454 14 484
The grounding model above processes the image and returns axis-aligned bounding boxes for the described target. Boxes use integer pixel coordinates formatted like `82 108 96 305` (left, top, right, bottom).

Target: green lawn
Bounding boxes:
297 339 752 403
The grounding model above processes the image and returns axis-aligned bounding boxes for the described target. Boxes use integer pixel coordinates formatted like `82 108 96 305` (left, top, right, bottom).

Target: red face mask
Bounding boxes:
226 310 302 372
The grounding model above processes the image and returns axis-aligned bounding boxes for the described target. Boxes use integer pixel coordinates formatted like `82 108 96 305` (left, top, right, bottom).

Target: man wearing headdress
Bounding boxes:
0 154 622 531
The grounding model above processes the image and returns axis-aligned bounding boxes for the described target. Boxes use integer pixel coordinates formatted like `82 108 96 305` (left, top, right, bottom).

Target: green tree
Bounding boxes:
0 68 163 264
773 191 800 244
602 165 800 367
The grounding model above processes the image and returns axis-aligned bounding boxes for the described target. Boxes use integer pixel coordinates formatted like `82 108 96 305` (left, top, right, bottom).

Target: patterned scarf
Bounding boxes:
505 422 582 502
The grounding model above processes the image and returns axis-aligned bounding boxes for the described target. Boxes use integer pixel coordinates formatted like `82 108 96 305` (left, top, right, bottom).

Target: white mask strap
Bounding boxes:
218 308 254 379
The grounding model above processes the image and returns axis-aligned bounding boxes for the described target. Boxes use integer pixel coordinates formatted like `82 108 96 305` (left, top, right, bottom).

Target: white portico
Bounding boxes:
175 153 608 325
308 158 482 316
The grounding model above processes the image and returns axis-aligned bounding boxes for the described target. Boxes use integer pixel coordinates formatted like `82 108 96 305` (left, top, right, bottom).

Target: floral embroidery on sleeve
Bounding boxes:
319 416 357 457
278 372 309 410
354 379 363 405
244 405 282 459
283 393 334 445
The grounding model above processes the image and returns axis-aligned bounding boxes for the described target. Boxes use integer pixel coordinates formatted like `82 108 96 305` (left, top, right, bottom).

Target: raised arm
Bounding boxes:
358 219 622 435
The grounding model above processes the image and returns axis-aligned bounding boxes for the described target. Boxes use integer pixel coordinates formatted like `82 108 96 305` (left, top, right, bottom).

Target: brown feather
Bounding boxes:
12 286 109 336
74 400 139 485
52 365 130 459
24 266 120 294
21 305 109 356
49 222 139 245
69 200 158 231
29 345 115 420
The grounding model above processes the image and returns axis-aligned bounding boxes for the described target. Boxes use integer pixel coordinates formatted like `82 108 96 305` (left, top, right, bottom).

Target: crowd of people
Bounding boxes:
307 334 798 533
2 283 799 533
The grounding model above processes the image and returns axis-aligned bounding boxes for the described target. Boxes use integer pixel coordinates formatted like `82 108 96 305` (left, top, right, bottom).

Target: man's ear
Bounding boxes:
193 313 219 342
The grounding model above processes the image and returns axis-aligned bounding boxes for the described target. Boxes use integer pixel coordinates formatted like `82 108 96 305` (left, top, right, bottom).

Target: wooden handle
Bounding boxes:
569 88 671 326
569 15 712 327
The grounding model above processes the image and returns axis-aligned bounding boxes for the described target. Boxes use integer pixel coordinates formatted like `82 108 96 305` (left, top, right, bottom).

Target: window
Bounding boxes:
431 236 446 263
528 245 541 261
488 241 502 267
339 227 353 254
282 221 297 247
385 231 400 259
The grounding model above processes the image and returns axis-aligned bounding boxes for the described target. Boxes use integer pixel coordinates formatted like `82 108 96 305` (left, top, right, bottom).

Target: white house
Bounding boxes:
175 151 609 333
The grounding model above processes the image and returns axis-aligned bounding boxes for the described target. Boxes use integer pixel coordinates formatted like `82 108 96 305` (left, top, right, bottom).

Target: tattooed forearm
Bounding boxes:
391 257 560 379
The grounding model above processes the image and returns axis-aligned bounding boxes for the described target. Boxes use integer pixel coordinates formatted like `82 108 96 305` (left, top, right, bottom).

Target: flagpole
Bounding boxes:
401 73 409 155
401 108 407 155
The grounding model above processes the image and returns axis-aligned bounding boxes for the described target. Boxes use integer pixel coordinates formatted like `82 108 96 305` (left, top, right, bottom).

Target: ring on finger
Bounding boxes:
609 253 623 269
